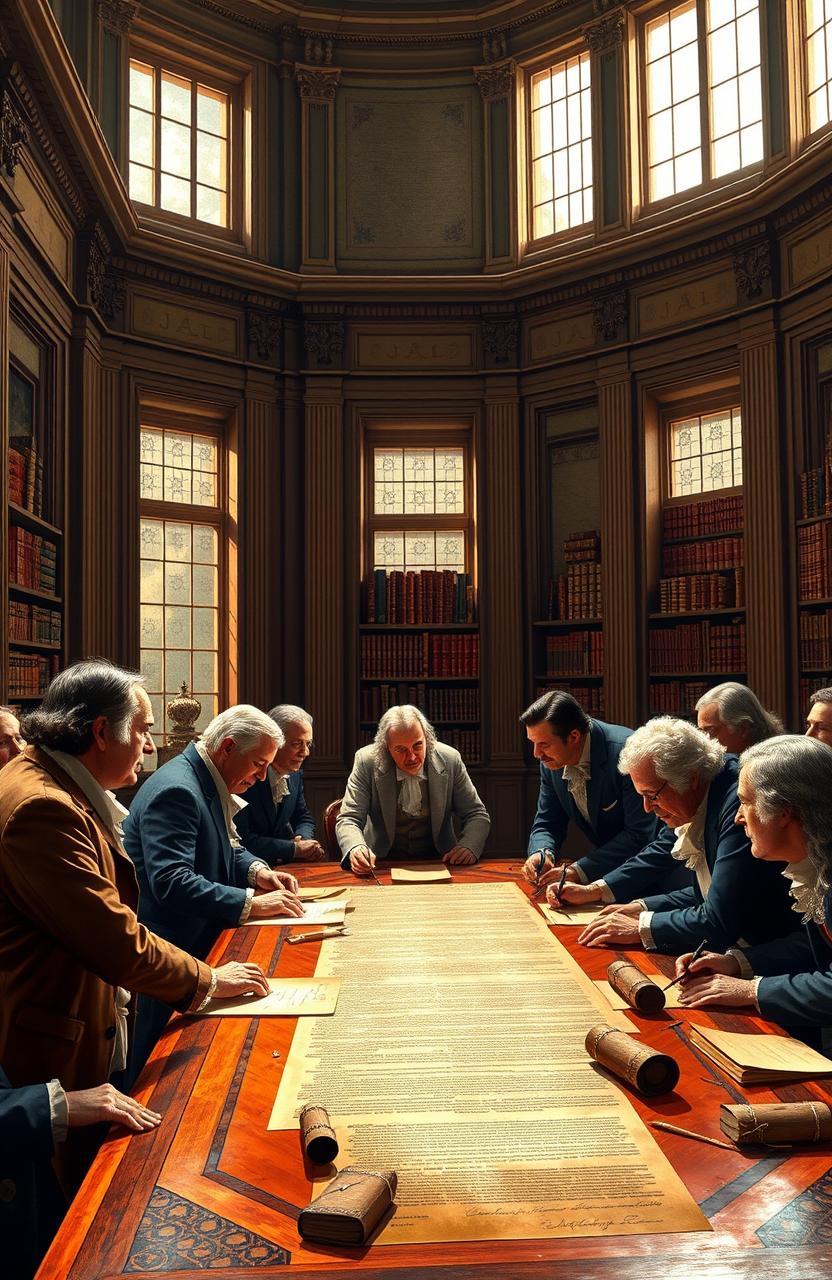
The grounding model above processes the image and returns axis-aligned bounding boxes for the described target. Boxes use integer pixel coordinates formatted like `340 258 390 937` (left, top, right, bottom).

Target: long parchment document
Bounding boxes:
269 883 710 1245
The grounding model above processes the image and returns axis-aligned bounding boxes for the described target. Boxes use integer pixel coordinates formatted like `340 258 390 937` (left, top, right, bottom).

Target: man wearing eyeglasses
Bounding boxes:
553 716 793 955
235 704 326 863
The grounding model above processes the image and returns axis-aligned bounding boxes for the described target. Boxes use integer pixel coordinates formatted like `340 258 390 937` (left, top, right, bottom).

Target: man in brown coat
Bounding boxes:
0 659 269 1190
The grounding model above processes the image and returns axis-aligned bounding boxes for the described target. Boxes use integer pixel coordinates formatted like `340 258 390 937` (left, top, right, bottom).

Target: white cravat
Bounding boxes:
396 766 426 817
670 790 710 897
561 734 591 822
783 856 827 926
269 766 290 805
195 741 248 848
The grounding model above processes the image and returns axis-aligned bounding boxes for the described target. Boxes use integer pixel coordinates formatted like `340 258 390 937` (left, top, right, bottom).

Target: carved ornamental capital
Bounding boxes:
304 318 344 367
247 309 282 362
733 240 773 301
473 59 516 103
96 0 142 33
295 64 341 104
482 319 519 367
592 289 628 343
81 219 126 321
583 9 626 55
0 88 28 178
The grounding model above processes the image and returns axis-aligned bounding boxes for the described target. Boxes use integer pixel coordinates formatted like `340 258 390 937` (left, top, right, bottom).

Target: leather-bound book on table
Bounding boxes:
298 1168 397 1245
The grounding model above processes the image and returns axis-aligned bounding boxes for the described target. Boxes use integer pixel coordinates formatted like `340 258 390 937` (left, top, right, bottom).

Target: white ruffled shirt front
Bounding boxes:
396 766 427 817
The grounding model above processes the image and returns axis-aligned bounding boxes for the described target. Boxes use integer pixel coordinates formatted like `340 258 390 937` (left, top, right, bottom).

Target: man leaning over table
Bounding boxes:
552 716 794 956
235 702 325 863
520 691 658 891
123 704 303 1078
336 704 490 876
0 661 269 1200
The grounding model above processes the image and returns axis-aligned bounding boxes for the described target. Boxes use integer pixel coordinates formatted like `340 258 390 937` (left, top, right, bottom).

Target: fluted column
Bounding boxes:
598 358 639 727
740 317 788 719
238 372 281 708
304 379 345 765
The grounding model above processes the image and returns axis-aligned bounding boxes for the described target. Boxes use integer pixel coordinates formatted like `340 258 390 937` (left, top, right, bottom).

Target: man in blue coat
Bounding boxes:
235 704 325 863
521 691 657 887
123 704 303 1076
562 717 794 955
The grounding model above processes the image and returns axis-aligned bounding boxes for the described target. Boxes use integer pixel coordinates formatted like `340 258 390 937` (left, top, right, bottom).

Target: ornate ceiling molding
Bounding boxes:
0 86 28 178
3 61 86 221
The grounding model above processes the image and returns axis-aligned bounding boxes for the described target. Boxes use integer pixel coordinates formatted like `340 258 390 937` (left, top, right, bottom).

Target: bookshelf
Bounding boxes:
796 421 832 706
648 493 745 717
533 530 605 718
360 569 480 762
5 357 65 707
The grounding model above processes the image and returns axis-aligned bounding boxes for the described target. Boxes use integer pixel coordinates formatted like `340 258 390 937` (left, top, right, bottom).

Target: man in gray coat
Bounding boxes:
336 705 490 875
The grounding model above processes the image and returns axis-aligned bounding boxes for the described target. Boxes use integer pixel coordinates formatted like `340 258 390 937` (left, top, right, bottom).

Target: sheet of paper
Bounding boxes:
298 887 351 902
595 979 683 1011
241 901 346 928
539 901 609 927
198 977 340 1017
268 883 708 1245
693 1025 832 1074
390 864 452 883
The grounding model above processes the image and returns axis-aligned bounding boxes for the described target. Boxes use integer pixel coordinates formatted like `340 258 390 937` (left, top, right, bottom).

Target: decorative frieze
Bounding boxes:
246 308 282 362
304 319 344 367
592 289 628 343
474 59 515 103
96 0 141 33
0 88 27 178
482 319 519 366
295 65 341 104
583 10 626 54
733 240 773 301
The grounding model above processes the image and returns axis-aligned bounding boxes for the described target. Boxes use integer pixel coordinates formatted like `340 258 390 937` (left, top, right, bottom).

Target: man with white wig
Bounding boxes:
336 705 490 876
123 705 303 1073
554 716 793 955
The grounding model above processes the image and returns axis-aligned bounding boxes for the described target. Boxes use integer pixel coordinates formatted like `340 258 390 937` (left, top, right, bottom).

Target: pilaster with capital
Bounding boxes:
474 59 517 268
295 63 340 267
582 8 628 231
598 360 638 727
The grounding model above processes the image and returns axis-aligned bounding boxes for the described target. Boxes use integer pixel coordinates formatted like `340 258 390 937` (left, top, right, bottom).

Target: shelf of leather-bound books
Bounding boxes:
532 618 603 628
8 582 61 605
359 624 479 631
649 607 746 621
533 671 603 682
648 678 719 717
8 500 62 539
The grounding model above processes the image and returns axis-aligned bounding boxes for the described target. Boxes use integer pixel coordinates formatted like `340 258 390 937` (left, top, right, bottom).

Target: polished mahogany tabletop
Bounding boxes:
37 860 832 1279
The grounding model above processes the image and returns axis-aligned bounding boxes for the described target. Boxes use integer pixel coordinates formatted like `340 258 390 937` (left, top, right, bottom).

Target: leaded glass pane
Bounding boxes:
196 185 225 226
198 86 227 136
193 650 218 692
165 648 190 693
405 533 434 567
165 523 191 562
193 608 217 648
165 606 191 648
197 132 225 190
141 649 164 690
671 419 700 458
193 437 217 473
140 605 163 647
160 172 190 217
435 481 463 513
140 558 163 603
404 481 433 515
435 533 465 570
193 525 218 564
165 563 191 604
373 532 404 570
164 466 191 504
702 412 732 452
141 429 163 466
161 119 191 179
374 449 403 483
193 472 217 506
193 564 217 606
129 163 154 205
669 408 742 497
140 463 163 501
130 108 153 166
141 519 164 559
130 61 154 109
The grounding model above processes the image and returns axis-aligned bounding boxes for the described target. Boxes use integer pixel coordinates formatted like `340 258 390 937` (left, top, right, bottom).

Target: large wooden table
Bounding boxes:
40 861 832 1278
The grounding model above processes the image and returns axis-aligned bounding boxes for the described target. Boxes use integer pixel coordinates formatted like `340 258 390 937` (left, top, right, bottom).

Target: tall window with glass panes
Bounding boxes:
360 433 480 761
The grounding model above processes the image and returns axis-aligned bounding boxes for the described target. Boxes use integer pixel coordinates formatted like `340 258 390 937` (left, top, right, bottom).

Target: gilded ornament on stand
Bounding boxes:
156 683 201 766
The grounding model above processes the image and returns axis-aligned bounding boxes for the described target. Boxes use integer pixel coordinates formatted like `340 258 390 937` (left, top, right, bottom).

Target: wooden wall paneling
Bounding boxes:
303 378 346 823
482 378 526 850
238 371 280 709
278 370 304 701
598 354 639 728
740 313 789 720
68 314 106 661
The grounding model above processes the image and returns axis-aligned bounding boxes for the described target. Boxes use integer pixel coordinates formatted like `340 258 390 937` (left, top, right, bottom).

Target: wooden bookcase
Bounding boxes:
647 492 745 717
532 530 604 717
4 335 65 710
796 389 832 711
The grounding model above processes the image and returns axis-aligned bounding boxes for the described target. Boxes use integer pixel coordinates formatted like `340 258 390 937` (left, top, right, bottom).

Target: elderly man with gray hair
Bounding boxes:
554 716 793 956
694 681 783 754
336 704 490 876
236 703 325 863
123 704 303 1075
676 735 832 1048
